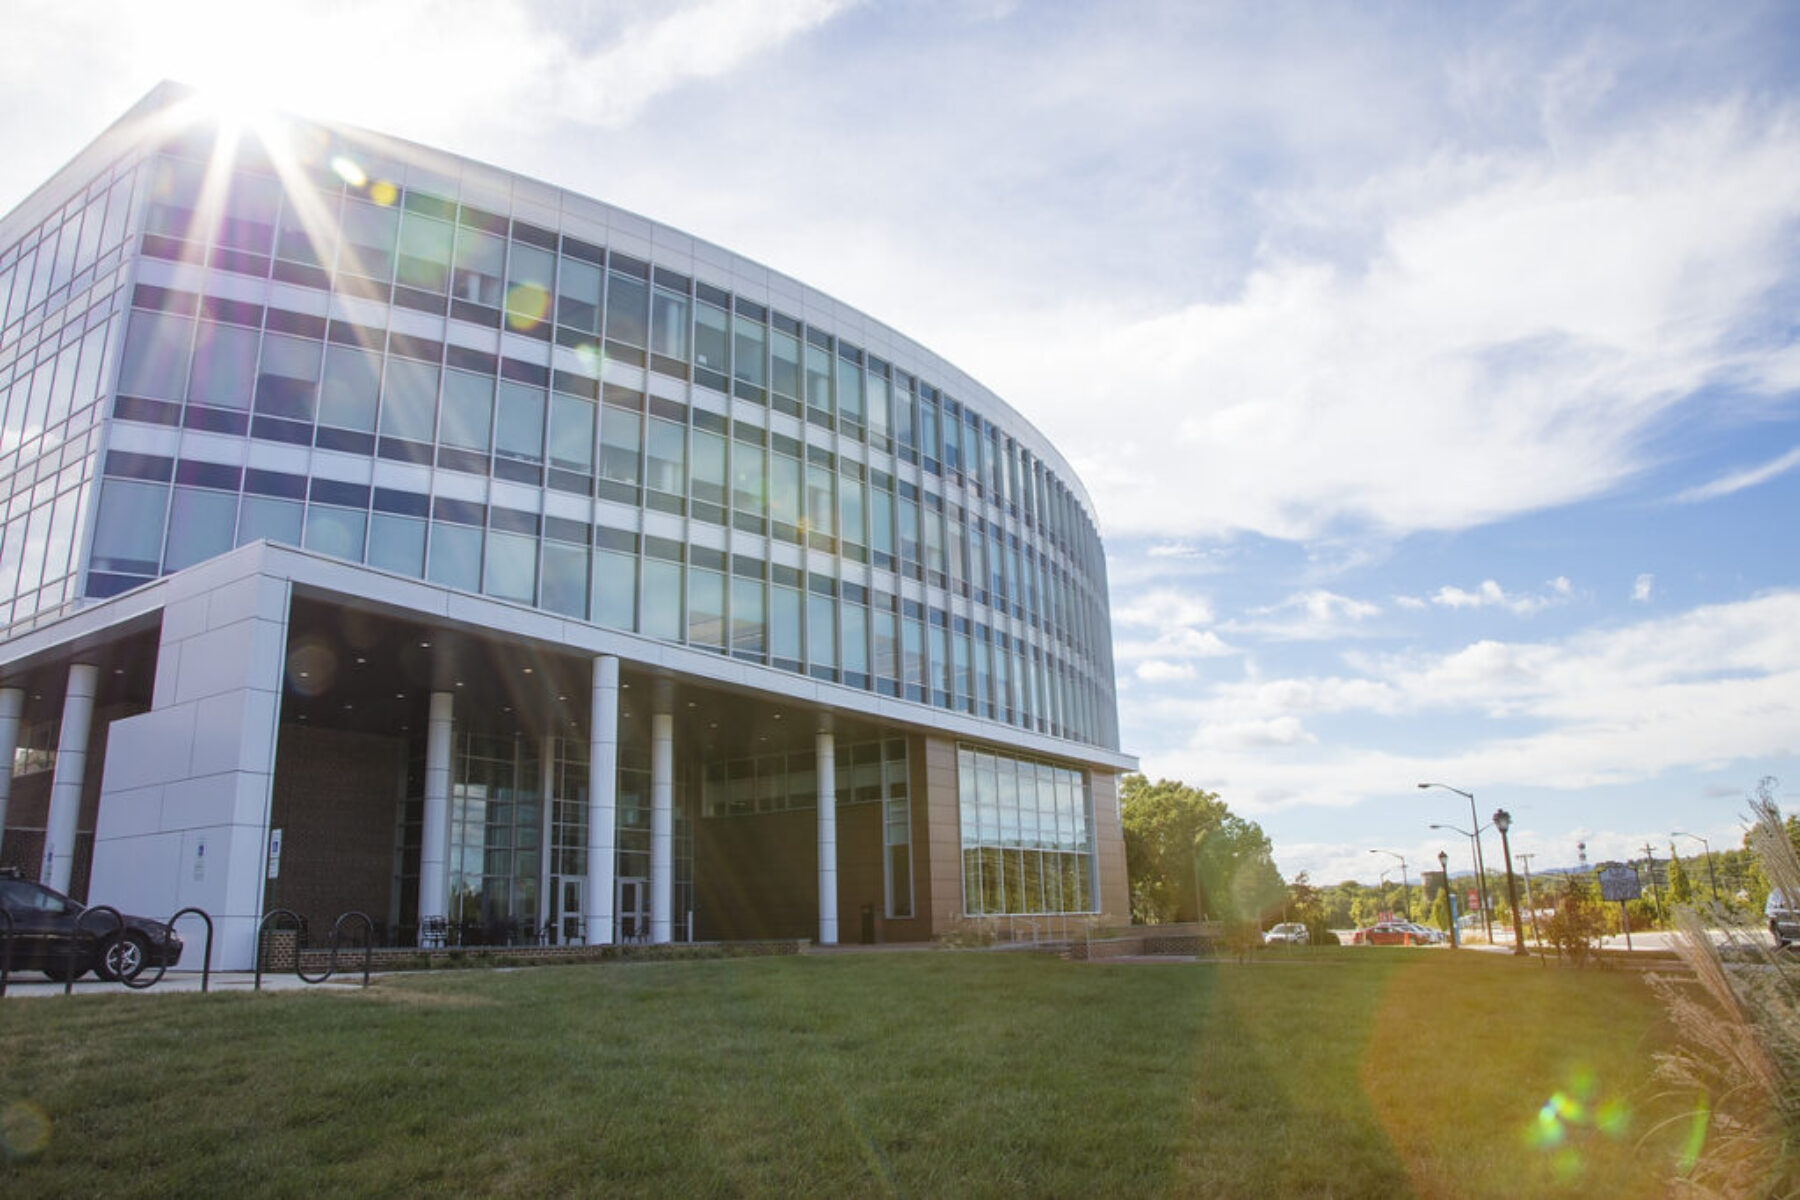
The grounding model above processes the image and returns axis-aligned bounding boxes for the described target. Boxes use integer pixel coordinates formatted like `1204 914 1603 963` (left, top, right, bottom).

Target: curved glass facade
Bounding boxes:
68 116 1118 752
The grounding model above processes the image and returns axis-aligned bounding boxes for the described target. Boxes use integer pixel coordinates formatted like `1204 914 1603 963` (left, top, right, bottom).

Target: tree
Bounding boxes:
1667 842 1694 905
1120 774 1284 925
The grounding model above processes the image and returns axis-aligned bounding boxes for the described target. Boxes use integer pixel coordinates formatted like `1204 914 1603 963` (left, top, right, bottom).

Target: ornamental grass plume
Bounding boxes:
1649 779 1800 1195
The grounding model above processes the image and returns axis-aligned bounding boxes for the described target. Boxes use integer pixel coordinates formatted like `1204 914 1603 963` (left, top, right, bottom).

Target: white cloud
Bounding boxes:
1199 716 1317 751
1430 577 1572 616
1674 444 1800 504
1394 595 1428 610
1633 573 1654 603
1135 660 1197 684
1140 590 1800 813
1223 589 1384 641
1111 588 1237 665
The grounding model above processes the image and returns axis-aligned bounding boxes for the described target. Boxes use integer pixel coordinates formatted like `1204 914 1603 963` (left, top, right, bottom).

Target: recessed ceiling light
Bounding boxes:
418 640 431 648
355 657 366 665
523 667 533 674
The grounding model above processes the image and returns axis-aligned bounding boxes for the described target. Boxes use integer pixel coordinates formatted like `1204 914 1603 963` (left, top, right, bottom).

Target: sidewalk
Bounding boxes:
0 969 376 999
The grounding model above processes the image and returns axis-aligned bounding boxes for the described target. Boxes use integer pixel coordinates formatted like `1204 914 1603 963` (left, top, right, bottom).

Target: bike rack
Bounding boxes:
122 906 215 992
0 907 14 997
254 908 375 991
68 905 125 996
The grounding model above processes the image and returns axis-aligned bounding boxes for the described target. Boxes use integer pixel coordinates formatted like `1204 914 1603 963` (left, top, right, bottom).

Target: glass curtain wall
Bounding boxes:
956 745 1094 916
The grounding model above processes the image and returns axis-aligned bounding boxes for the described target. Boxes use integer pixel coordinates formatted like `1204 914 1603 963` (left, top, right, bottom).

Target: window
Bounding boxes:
89 479 168 574
164 486 237 571
505 243 555 333
495 380 544 462
187 321 258 409
730 577 764 656
770 584 801 663
641 558 682 641
645 418 685 496
733 314 765 388
320 344 380 431
836 357 863 428
454 229 506 306
688 568 725 648
368 513 425 576
144 157 204 241
276 189 337 267
440 370 494 452
731 441 765 516
118 310 193 400
770 328 800 400
694 302 728 374
340 200 399 281
548 392 595 473
691 429 726 508
549 255 600 335
605 271 649 347
219 173 281 254
303 505 367 562
541 540 588 618
651 288 689 362
236 495 302 547
807 592 836 671
594 547 636 629
254 334 321 421
483 528 537 604
379 358 440 442
427 521 482 592
804 343 832 417
397 213 452 292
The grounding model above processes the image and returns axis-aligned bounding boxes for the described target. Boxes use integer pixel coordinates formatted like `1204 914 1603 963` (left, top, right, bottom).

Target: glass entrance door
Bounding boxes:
552 876 584 944
618 877 648 943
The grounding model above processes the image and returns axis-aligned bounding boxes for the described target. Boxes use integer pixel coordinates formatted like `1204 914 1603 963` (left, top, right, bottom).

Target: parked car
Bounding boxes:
1400 922 1447 945
0 867 183 981
1767 889 1800 948
1353 921 1433 946
1264 922 1309 945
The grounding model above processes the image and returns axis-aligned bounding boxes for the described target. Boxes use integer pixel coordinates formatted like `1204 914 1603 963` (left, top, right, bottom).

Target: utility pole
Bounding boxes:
1642 842 1665 922
1516 852 1541 947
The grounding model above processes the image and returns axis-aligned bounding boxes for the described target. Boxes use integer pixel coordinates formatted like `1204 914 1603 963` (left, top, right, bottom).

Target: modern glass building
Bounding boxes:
0 83 1133 968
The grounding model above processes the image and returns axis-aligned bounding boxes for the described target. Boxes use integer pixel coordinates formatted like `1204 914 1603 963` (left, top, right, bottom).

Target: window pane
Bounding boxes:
770 585 801 661
106 313 178 408
842 603 867 675
541 541 588 618
839 475 864 548
691 430 725 506
556 256 602 334
651 288 688 360
805 344 832 416
440 370 494 452
89 479 168 574
730 577 764 655
599 408 641 484
733 315 765 387
187 321 258 409
427 521 482 592
605 272 649 347
255 334 321 421
688 568 724 647
236 495 302 547
340 200 398 280
276 189 337 266
837 358 863 426
495 380 544 462
379 358 440 442
731 444 765 515
770 329 800 399
303 505 367 561
548 393 594 473
769 454 800 526
320 344 381 431
806 464 834 537
367 513 425 576
164 487 237 571
645 418 684 495
808 592 836 669
220 173 280 253
397 213 452 291
594 548 636 630
145 157 204 240
504 242 555 333
694 303 728 373
641 559 682 640
453 228 505 305
483 528 537 603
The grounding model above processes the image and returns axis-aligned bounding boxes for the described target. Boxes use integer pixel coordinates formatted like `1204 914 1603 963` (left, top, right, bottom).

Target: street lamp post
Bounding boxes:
1430 820 1493 944
1438 849 1458 948
1492 809 1528 956
1672 831 1720 905
1370 850 1411 919
1420 783 1494 943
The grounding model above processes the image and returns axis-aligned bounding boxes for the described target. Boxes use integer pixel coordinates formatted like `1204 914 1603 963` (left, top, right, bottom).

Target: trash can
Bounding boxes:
861 903 875 944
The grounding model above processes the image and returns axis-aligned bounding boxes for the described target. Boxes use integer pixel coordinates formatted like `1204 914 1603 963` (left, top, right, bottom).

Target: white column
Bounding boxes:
585 656 618 946
649 702 673 944
817 728 838 946
0 687 22 862
418 691 453 939
42 664 98 892
538 733 555 942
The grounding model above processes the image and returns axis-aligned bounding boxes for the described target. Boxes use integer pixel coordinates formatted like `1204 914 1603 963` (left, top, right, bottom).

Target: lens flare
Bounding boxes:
1 1100 51 1159
572 341 605 376
369 180 399 207
505 284 551 331
330 156 367 188
1524 1065 1632 1173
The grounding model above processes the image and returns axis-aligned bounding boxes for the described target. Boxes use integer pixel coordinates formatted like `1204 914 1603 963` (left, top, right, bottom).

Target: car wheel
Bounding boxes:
100 933 150 982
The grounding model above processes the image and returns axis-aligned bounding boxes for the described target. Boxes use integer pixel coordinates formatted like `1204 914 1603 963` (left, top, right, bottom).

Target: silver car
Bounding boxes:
1263 922 1310 945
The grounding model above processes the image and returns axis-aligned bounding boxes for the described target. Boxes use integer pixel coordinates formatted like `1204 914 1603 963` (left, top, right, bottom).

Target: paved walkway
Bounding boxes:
0 969 376 999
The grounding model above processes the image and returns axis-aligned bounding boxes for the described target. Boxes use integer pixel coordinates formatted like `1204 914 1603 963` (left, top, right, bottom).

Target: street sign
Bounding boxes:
1597 862 1641 902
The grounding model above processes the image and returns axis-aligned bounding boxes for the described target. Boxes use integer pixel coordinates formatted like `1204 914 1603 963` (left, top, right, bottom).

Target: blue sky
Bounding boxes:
3 1 1796 885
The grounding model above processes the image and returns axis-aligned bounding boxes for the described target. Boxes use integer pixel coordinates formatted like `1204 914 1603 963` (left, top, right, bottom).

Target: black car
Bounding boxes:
0 867 183 982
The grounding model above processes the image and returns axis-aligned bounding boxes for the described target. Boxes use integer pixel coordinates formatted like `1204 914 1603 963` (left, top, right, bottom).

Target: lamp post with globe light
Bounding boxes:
1420 783 1494 943
1492 809 1528 956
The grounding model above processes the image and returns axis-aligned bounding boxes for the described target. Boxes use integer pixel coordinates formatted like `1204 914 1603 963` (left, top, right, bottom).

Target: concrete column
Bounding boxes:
817 728 838 945
585 656 618 945
42 664 98 893
650 700 673 944
0 687 22 862
418 691 453 939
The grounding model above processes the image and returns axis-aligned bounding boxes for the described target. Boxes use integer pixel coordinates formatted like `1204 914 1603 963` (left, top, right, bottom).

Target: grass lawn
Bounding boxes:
0 949 1688 1197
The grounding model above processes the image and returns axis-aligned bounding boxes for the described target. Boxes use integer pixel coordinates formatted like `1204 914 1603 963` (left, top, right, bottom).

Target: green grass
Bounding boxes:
0 950 1686 1197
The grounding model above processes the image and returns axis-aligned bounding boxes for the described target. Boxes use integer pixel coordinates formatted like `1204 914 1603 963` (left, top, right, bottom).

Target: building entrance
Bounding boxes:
618 877 648 943
551 876 584 944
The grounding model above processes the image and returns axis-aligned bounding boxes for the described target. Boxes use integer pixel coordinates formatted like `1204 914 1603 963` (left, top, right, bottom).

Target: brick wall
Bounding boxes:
694 799 887 942
265 724 406 935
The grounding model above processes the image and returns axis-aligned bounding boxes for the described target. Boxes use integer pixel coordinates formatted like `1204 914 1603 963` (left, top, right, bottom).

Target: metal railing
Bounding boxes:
253 908 375 991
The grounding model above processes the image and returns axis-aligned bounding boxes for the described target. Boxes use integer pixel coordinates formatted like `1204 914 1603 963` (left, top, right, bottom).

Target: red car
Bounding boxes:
1352 921 1430 946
